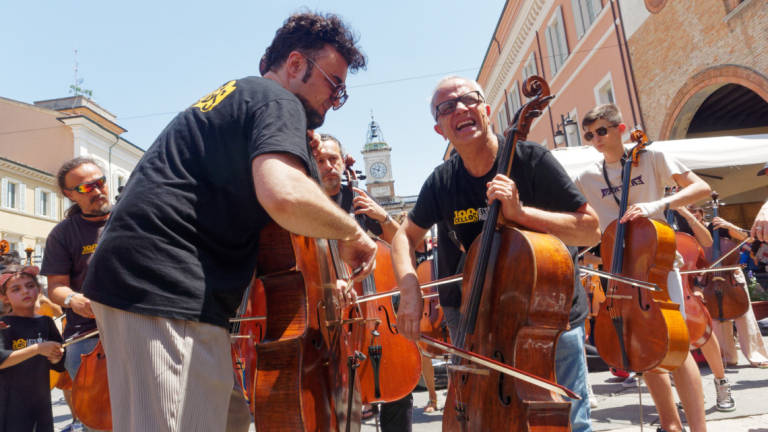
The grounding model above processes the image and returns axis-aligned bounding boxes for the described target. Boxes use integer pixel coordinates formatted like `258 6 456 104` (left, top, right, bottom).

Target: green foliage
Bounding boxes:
69 84 93 98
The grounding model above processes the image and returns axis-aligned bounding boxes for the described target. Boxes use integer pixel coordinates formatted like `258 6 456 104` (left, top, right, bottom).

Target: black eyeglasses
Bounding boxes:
66 176 106 194
583 125 617 142
433 91 484 120
304 55 348 110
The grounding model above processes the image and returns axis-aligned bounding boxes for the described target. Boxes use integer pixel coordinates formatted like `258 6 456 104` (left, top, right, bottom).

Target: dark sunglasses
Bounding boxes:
583 125 617 142
66 176 106 194
434 91 484 120
304 55 348 110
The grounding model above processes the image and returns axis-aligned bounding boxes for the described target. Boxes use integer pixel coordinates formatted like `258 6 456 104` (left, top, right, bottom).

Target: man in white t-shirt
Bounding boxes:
574 104 712 432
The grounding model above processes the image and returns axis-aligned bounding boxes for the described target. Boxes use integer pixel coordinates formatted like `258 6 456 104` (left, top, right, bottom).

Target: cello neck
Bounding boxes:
610 129 650 275
458 76 553 345
711 192 721 261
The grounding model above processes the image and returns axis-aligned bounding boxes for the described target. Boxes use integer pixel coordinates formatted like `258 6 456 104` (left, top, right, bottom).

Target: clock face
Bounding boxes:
370 162 388 179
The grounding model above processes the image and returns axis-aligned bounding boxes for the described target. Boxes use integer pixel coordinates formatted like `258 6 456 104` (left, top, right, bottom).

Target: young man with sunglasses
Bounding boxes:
391 76 601 432
573 103 711 432
41 157 110 432
80 13 377 432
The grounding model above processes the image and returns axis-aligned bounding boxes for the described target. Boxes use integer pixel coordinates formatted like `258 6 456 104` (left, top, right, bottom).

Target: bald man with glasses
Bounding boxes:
391 76 600 432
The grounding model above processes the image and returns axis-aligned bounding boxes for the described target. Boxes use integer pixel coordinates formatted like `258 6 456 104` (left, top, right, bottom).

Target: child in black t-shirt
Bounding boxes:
0 265 66 432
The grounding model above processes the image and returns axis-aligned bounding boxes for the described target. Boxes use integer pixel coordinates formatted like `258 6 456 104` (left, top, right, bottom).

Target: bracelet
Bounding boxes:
382 214 392 224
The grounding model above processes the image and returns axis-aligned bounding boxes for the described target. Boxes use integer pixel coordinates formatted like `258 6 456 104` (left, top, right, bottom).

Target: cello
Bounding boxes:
663 205 713 349
71 335 110 430
230 277 266 413
701 192 750 321
252 223 363 432
442 76 573 431
340 166 422 404
417 241 451 358
580 269 604 338
594 130 689 373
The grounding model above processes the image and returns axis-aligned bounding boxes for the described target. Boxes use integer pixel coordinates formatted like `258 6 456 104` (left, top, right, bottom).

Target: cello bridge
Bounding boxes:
606 294 633 300
325 317 371 328
447 365 490 375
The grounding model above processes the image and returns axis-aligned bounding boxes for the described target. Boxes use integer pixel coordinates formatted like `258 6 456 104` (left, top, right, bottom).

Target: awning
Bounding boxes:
550 134 768 179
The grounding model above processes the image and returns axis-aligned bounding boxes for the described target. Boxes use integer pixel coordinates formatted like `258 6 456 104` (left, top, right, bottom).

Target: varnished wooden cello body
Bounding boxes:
342 239 422 403
701 192 750 321
663 202 713 349
252 222 362 432
339 167 422 404
442 76 573 431
594 130 688 373
417 248 451 358
72 340 111 430
674 232 713 349
230 277 266 413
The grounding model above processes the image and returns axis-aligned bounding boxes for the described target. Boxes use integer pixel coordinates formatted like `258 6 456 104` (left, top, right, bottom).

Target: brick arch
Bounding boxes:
659 65 768 140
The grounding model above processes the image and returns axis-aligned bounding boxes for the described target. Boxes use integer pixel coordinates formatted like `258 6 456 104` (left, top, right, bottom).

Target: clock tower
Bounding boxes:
361 114 395 202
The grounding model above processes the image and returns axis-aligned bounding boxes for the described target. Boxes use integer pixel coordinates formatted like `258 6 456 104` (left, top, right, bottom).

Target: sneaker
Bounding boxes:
714 377 735 412
622 373 638 388
586 382 598 408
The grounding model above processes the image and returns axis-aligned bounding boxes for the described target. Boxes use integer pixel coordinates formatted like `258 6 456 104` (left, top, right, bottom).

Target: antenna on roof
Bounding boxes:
69 49 93 98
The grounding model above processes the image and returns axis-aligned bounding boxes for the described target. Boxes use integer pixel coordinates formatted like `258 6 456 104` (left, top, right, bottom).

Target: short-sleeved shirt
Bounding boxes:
83 77 312 328
574 147 688 232
40 215 105 338
0 315 66 432
409 138 589 327
334 185 383 237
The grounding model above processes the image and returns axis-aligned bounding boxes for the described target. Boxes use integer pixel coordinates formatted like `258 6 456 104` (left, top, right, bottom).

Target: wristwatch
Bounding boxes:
63 293 76 308
382 214 393 224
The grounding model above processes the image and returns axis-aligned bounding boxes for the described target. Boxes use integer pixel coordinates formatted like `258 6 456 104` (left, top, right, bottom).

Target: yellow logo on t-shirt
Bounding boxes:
12 338 26 350
192 80 237 112
453 208 479 225
81 243 97 255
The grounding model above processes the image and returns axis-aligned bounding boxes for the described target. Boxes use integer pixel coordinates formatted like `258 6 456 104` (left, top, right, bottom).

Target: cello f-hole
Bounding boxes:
493 350 512 406
637 287 651 311
377 305 399 335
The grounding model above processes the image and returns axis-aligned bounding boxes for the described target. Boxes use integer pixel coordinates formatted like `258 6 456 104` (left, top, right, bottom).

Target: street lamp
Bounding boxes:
554 114 579 148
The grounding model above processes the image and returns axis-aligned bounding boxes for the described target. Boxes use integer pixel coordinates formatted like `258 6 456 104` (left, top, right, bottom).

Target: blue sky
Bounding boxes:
1 1 505 196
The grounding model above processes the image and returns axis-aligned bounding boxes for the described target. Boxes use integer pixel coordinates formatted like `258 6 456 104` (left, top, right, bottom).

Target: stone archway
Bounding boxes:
659 65 768 140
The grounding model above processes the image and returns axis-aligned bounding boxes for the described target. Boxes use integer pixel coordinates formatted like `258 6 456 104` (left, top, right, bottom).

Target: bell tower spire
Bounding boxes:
361 112 395 202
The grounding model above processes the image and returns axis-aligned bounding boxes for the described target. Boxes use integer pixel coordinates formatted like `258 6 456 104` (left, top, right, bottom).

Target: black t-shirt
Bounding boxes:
334 186 383 237
83 77 312 328
0 315 66 432
40 215 105 338
409 139 589 327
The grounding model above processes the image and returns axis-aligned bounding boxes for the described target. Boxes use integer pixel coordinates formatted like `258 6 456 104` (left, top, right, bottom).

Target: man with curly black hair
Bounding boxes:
82 12 375 431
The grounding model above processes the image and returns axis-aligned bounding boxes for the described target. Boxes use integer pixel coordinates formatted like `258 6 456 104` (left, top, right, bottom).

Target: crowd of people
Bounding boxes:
1 10 767 432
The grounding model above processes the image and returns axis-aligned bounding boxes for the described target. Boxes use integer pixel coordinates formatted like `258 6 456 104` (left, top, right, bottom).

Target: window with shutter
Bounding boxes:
19 184 26 213
508 83 522 117
545 7 570 76
1 178 7 208
35 188 41 215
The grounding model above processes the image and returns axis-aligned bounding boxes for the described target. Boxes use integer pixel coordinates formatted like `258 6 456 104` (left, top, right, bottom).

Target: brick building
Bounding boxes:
475 0 768 225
